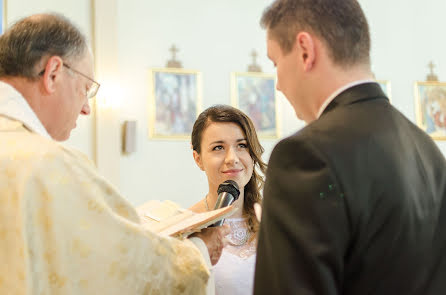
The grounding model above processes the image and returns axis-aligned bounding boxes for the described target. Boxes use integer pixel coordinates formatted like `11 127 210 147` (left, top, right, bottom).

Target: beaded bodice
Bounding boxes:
223 217 256 258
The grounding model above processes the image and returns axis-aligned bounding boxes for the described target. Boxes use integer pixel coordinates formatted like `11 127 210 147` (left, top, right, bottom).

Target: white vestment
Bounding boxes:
0 81 213 295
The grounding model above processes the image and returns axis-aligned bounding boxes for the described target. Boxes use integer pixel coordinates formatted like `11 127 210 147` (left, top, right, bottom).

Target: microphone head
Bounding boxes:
217 180 240 200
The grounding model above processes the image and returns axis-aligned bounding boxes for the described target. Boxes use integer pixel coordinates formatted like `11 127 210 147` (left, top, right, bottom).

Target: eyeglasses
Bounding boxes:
63 64 100 99
38 62 100 99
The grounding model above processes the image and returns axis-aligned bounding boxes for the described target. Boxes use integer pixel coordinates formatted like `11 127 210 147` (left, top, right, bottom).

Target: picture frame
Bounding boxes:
231 72 280 139
1 0 5 34
149 68 202 139
376 80 392 102
414 81 446 140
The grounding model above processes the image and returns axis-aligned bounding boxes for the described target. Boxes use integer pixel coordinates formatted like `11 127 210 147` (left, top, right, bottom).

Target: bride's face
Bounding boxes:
193 122 254 193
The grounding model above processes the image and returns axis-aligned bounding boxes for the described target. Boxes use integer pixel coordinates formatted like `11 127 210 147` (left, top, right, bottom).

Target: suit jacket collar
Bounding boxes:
321 82 388 118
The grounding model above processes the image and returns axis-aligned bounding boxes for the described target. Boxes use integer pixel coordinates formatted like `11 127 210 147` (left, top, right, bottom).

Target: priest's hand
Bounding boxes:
191 224 230 265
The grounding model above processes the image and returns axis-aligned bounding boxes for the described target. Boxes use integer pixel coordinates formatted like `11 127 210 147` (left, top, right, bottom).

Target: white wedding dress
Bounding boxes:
213 217 257 295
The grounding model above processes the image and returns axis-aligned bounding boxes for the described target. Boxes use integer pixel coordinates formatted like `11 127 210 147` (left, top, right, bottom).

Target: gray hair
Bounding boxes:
0 13 87 79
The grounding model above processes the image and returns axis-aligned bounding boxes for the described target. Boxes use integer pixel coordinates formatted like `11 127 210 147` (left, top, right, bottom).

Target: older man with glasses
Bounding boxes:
0 13 228 295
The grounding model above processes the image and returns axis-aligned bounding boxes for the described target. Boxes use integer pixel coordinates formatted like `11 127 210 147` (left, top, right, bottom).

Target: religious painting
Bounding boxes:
0 0 5 34
149 68 202 139
415 81 446 140
231 72 279 138
376 80 392 102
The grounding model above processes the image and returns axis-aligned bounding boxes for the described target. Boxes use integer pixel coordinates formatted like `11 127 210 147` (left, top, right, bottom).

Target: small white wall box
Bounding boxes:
123 120 137 154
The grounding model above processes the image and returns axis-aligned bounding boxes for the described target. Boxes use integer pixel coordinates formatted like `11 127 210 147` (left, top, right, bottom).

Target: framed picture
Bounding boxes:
149 68 202 139
231 72 280 138
414 81 446 140
376 80 392 102
0 0 5 34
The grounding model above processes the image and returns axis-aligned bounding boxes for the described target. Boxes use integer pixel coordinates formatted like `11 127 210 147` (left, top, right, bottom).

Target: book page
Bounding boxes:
137 200 237 237
137 200 182 221
158 206 236 237
137 200 187 228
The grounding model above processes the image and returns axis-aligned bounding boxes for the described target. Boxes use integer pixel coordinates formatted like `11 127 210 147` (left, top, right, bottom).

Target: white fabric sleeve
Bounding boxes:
189 237 215 295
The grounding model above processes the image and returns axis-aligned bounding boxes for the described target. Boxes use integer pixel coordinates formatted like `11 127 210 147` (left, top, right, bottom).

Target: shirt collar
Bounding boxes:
316 79 376 119
0 81 52 139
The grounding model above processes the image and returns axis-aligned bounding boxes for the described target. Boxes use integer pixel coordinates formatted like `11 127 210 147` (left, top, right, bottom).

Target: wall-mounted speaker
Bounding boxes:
122 120 137 154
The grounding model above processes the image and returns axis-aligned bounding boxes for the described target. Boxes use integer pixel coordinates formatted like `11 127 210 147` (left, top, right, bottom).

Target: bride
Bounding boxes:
189 105 267 295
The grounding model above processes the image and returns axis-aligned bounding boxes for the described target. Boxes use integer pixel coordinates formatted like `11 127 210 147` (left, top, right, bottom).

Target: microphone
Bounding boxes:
211 180 240 227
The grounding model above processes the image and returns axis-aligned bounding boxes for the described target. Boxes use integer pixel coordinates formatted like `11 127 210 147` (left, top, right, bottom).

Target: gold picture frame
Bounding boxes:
231 72 280 139
414 81 446 140
148 68 202 139
376 80 392 102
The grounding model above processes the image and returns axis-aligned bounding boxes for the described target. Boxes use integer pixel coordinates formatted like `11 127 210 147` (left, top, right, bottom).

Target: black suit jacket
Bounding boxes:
254 83 446 295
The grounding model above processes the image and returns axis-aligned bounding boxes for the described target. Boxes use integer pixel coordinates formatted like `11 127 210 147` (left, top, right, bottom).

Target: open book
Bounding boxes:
137 200 237 238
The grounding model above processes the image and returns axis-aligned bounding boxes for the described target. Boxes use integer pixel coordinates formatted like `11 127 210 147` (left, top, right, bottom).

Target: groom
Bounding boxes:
255 0 446 294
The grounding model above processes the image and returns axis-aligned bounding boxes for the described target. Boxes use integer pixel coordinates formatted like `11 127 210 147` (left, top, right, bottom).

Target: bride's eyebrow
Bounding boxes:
209 140 224 145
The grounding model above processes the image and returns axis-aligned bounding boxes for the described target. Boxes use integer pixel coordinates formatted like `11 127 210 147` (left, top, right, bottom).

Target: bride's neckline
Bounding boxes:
224 217 252 246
